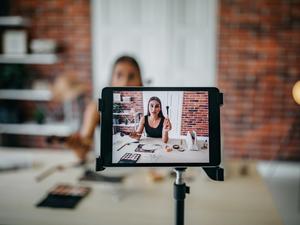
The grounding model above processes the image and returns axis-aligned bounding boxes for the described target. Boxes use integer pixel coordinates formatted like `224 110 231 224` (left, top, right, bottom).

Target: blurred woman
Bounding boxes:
67 55 143 161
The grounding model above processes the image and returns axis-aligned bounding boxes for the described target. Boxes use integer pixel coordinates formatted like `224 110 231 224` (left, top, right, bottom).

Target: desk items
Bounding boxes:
135 144 161 153
116 142 130 151
118 153 141 163
79 169 124 183
0 154 38 172
116 140 139 151
201 140 208 150
164 145 173 152
176 139 185 152
36 184 91 209
186 131 199 151
35 161 82 182
173 144 180 149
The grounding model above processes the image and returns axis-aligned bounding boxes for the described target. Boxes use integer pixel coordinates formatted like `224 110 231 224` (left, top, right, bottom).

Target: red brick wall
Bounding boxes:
10 0 92 86
218 0 300 160
6 0 92 148
181 91 209 137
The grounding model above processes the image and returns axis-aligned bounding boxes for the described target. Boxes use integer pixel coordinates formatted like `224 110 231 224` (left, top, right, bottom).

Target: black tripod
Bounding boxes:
173 167 224 225
174 168 189 225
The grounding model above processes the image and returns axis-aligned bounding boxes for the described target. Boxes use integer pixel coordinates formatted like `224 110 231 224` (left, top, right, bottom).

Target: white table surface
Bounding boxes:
113 135 209 164
0 147 282 225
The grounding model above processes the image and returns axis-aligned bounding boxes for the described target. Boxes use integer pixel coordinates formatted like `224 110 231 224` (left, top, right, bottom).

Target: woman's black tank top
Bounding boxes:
144 115 164 138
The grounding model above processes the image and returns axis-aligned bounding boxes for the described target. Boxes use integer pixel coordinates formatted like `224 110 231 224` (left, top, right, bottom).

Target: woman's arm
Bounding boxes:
67 101 100 161
80 101 100 138
162 130 168 143
130 116 145 140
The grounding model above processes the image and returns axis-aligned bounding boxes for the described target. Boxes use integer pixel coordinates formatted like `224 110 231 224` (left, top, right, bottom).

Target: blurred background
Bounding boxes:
0 0 299 225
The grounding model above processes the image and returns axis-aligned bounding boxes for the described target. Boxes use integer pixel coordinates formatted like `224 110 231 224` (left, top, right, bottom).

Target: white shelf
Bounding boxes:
0 122 78 136
0 54 59 64
113 101 132 104
113 112 139 116
0 16 30 27
113 123 137 127
0 89 52 101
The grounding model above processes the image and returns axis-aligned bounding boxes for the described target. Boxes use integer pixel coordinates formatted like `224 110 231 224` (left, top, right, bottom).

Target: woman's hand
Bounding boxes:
129 131 142 140
66 132 92 162
163 118 172 132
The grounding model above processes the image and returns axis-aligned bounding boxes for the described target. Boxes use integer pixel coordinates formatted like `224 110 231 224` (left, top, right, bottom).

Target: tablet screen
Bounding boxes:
112 91 209 164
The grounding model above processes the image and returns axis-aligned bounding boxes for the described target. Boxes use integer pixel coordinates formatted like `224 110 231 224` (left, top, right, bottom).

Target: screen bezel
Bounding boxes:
99 87 221 167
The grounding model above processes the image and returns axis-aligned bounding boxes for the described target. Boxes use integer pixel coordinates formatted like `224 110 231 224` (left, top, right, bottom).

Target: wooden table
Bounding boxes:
0 147 282 225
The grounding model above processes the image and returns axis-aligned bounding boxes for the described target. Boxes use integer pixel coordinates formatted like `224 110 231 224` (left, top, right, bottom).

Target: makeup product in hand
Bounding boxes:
36 184 91 209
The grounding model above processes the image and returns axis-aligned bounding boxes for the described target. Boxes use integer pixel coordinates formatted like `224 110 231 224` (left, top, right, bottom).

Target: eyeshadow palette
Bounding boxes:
118 153 141 163
36 184 91 209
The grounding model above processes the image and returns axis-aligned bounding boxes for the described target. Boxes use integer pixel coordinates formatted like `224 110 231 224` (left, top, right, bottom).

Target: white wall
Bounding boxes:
91 0 218 97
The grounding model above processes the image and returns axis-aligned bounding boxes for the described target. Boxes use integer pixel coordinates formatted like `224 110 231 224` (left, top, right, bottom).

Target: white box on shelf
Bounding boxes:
2 30 27 54
30 39 57 54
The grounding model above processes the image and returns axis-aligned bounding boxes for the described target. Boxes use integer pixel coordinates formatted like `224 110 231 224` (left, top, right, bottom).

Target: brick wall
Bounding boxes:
181 91 209 137
218 0 300 160
10 0 92 86
5 0 92 148
4 0 300 160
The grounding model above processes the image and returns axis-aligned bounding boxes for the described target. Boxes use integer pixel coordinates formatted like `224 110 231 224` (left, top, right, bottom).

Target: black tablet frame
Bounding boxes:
97 87 222 168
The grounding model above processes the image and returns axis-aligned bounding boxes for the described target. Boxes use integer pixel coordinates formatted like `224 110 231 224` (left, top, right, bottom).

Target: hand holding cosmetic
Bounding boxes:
163 118 172 132
129 131 142 140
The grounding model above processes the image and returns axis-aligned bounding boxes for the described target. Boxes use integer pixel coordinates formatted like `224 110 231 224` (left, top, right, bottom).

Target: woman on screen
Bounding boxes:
130 96 172 143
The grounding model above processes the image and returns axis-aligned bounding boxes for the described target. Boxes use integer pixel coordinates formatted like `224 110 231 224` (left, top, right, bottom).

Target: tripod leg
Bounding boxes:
175 198 185 225
174 168 189 225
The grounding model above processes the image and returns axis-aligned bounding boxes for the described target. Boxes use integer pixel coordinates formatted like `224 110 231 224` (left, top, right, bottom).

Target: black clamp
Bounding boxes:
202 166 224 181
96 156 105 171
174 183 190 200
219 92 224 106
98 98 103 112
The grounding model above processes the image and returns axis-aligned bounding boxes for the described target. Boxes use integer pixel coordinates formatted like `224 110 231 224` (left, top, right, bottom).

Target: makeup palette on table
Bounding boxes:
118 153 141 163
36 184 91 209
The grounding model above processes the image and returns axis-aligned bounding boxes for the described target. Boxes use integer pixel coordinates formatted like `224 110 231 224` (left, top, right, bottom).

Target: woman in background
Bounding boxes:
67 55 143 161
130 96 172 143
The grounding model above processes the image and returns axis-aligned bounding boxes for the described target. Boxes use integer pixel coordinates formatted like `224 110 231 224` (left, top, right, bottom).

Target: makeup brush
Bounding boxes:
166 106 169 117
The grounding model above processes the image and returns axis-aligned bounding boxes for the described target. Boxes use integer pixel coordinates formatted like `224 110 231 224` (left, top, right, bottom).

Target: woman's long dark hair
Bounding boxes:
147 96 164 118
